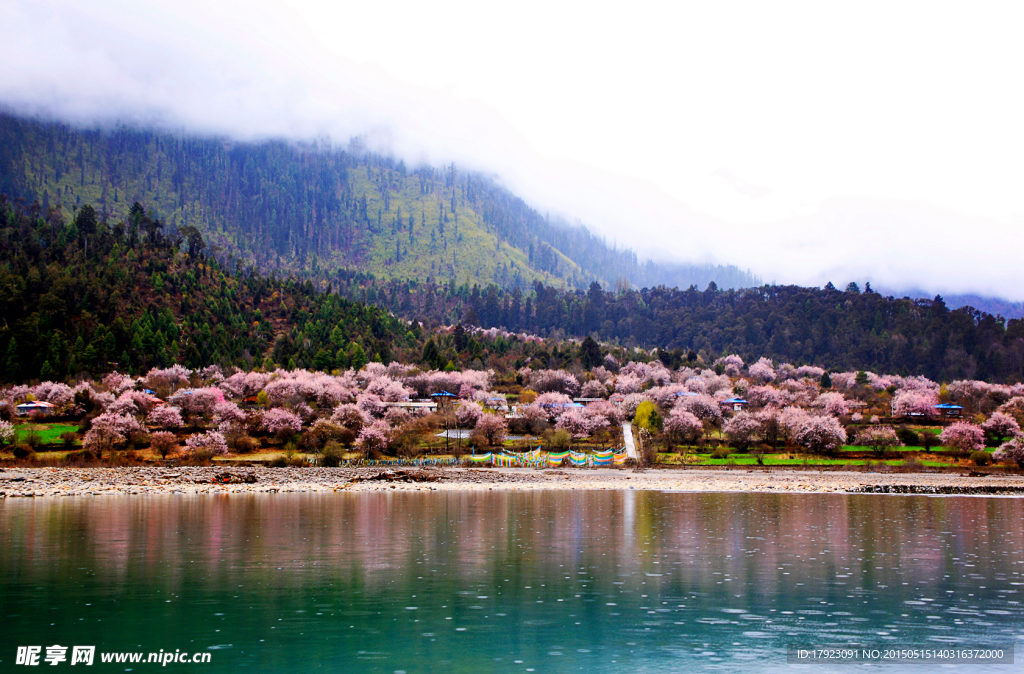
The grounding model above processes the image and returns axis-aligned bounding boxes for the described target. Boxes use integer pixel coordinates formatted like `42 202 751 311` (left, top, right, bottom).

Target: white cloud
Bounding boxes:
1 0 1022 298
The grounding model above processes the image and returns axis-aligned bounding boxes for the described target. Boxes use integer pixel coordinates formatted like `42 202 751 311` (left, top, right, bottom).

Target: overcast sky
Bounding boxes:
2 0 1023 299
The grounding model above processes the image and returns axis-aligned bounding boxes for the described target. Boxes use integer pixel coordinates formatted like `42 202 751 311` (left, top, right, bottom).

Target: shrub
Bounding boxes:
711 447 733 459
749 444 770 466
307 419 345 449
22 431 42 448
901 458 925 472
386 427 419 458
468 430 489 449
234 436 260 453
320 441 344 467
64 449 98 465
542 428 571 452
970 450 991 466
59 431 77 448
336 426 357 448
150 431 178 459
895 427 920 446
12 445 35 459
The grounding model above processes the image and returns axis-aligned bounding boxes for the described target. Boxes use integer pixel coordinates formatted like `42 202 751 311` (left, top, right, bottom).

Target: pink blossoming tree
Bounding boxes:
855 426 902 457
891 389 939 417
169 387 224 421
331 403 370 432
981 412 1022 445
579 379 608 398
748 357 777 383
664 408 704 447
555 408 608 439
184 431 228 457
993 438 1024 468
149 431 179 459
356 419 391 457
475 413 508 446
940 421 985 456
814 392 850 417
455 401 484 427
714 354 744 377
723 411 761 451
147 406 184 429
794 415 847 455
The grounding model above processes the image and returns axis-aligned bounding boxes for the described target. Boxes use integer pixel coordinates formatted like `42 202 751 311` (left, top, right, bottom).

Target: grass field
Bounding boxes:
839 445 954 454
678 456 948 468
14 424 79 446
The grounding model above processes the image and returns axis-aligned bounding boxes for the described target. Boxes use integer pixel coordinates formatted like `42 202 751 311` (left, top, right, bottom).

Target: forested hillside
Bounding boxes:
2 113 1021 385
0 198 422 382
337 277 1024 383
1 196 1022 384
0 112 758 291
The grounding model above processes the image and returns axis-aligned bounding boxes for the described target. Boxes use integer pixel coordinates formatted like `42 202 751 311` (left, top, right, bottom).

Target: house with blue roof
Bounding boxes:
720 398 749 412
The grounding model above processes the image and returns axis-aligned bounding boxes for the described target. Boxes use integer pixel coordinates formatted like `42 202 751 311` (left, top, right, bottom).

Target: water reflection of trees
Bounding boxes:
3 493 1020 604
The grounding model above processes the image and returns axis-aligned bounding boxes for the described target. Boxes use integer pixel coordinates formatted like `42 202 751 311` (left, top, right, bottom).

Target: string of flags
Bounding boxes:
469 446 629 467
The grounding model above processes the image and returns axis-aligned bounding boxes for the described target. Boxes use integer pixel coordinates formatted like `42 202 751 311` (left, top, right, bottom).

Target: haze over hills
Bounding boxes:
0 112 759 292
875 288 1024 321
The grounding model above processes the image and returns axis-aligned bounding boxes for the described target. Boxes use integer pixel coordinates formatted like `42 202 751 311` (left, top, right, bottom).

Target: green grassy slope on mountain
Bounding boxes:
0 112 757 291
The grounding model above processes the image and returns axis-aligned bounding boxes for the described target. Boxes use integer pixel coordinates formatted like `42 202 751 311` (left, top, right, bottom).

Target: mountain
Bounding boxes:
2 194 1022 384
354 279 1024 383
0 198 421 382
0 111 759 292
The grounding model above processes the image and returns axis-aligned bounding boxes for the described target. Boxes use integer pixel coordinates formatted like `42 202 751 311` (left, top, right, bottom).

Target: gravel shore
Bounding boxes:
1 466 1023 498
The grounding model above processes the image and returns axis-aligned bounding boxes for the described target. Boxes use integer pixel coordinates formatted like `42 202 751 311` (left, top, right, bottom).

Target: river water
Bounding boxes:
1 491 1022 672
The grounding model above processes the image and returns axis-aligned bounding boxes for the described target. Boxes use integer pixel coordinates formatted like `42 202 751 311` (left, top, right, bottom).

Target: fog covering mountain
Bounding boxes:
0 112 758 292
876 287 1024 321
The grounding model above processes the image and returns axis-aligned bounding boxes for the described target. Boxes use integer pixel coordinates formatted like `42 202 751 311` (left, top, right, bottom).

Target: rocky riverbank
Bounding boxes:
1 466 1023 498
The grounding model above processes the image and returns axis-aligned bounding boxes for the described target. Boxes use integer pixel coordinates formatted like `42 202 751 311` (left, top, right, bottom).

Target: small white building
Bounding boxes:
382 401 438 412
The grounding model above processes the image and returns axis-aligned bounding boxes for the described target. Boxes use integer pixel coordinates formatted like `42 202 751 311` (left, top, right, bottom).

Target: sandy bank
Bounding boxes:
1 466 1023 498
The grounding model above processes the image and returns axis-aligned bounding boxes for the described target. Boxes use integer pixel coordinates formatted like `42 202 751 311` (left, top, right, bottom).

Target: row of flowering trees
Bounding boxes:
3 355 1024 464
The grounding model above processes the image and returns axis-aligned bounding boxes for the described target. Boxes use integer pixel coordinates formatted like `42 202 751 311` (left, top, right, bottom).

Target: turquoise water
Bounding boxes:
1 491 1023 672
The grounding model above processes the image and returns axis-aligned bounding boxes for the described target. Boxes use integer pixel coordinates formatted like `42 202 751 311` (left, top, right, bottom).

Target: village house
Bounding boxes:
15 400 56 416
720 397 749 412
